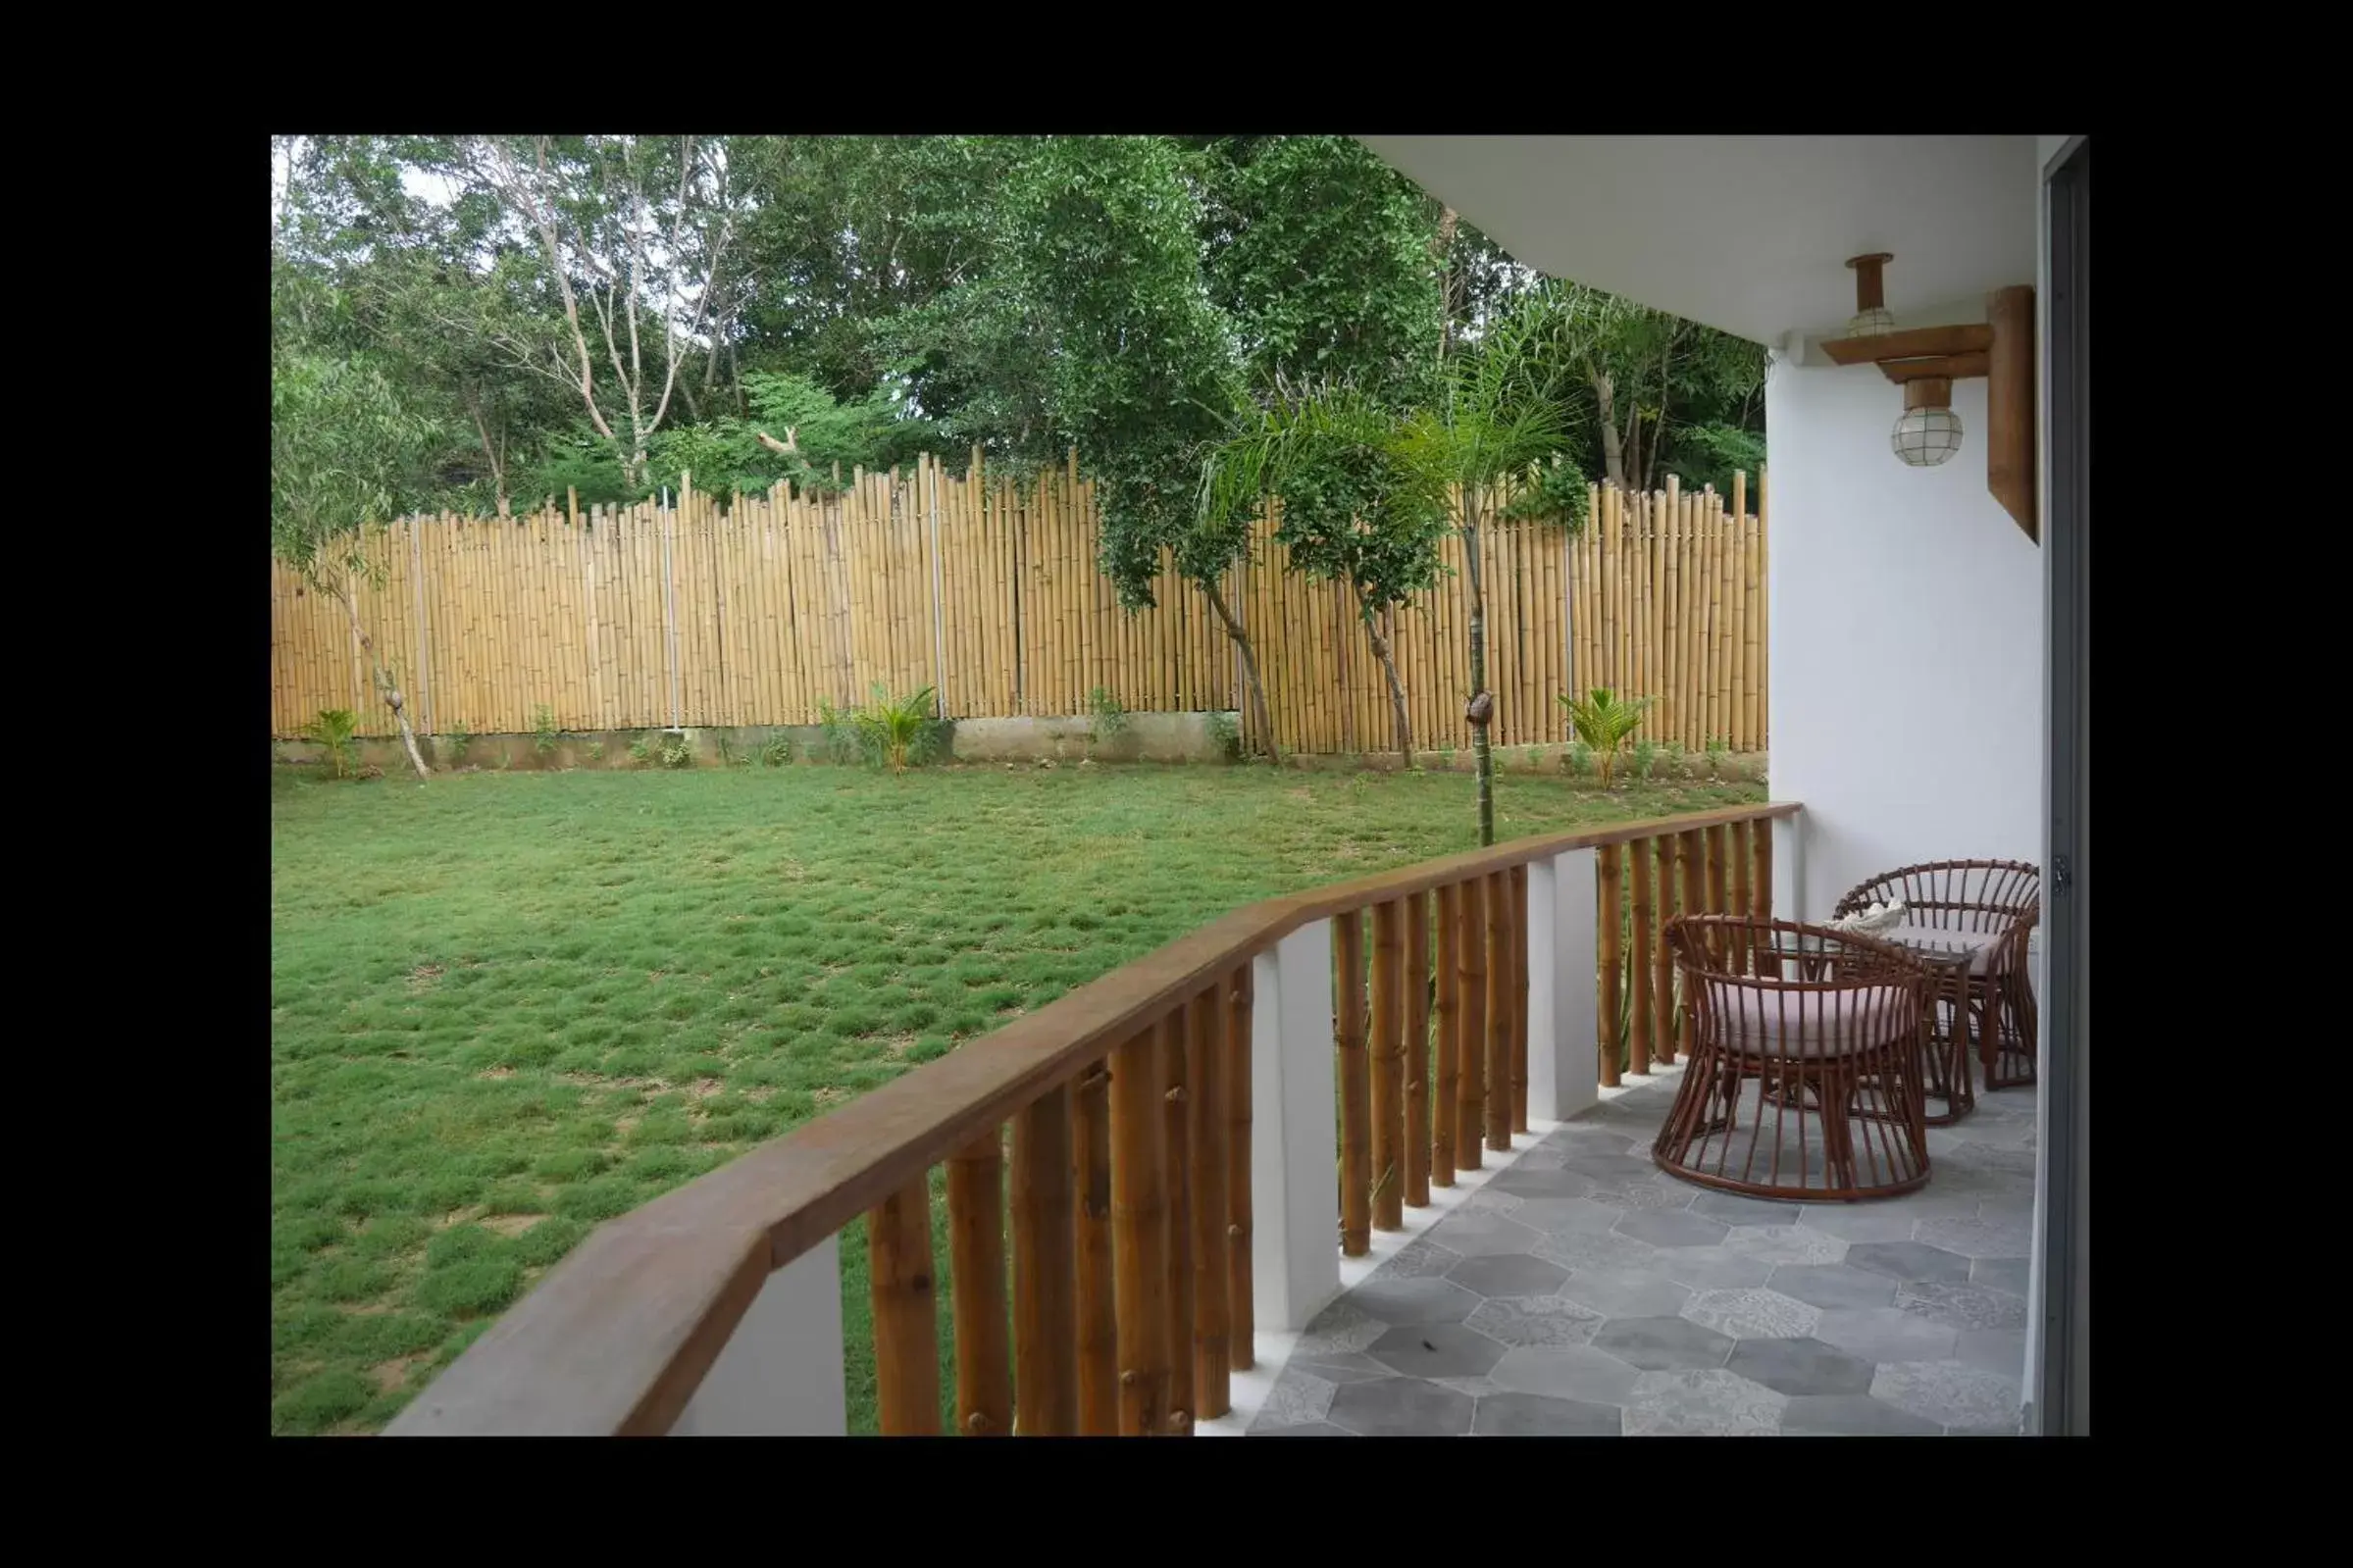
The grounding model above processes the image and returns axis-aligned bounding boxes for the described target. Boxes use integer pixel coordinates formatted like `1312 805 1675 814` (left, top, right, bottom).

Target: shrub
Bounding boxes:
760 736 794 768
1205 711 1242 762
1088 686 1130 755
304 708 360 779
822 684 945 774
532 705 562 759
1559 689 1654 789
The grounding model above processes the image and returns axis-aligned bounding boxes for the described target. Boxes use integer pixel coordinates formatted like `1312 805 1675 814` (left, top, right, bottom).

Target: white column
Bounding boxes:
1252 921 1340 1333
1771 813 1808 923
670 1238 846 1436
1527 849 1600 1119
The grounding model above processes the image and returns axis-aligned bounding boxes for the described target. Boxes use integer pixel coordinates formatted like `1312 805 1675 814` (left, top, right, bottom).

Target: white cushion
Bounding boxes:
1877 923 2004 975
1702 981 1917 1058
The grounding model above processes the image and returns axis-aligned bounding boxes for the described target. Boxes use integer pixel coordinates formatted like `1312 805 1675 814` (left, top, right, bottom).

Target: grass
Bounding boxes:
271 761 1765 1434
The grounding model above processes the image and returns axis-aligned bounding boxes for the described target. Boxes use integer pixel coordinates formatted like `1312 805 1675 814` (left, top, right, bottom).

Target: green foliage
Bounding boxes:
532 705 561 758
659 735 694 769
1564 739 1593 778
1088 687 1130 751
1632 738 1661 782
839 684 943 775
1706 737 1732 778
1668 423 1769 499
1204 711 1242 763
439 726 471 767
628 737 654 767
1502 453 1593 533
1559 689 1655 788
304 709 361 779
761 736 795 768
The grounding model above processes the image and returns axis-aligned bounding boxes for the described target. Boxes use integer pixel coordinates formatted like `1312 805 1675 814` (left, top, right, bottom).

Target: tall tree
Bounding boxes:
1404 297 1572 842
1535 281 1765 493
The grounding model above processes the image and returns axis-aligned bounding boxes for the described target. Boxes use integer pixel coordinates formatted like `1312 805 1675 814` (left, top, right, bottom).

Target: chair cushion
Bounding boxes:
1702 981 1917 1057
1877 923 2005 975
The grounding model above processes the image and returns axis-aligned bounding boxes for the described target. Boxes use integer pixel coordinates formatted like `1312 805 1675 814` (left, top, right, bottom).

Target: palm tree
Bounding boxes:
1402 299 1572 843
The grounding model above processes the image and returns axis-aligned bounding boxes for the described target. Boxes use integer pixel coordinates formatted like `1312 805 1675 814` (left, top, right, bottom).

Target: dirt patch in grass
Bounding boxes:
372 1355 430 1392
481 1213 546 1239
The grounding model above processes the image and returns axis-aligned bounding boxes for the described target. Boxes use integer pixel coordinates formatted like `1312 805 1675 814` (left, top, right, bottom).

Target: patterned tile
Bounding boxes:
1373 1238 1464 1282
1446 1253 1570 1298
1953 1329 2027 1380
1293 1302 1388 1357
1654 1246 1774 1290
1558 1267 1693 1320
1616 1208 1730 1248
1721 1226 1850 1267
1367 1324 1509 1380
1622 1368 1787 1436
1473 1391 1623 1436
1691 1190 1804 1227
1681 1288 1821 1340
1463 1294 1605 1347
1591 1315 1733 1372
1488 1344 1642 1405
1252 1368 1338 1430
1811 1307 1959 1365
1289 1352 1399 1385
1534 1228 1663 1274
1327 1376 1476 1437
1896 1282 2028 1332
1585 1180 1696 1212
1767 1262 1899 1311
1726 1337 1874 1396
1914 1213 2033 1261
1870 1360 2023 1429
1779 1394 1941 1436
1843 1239 1972 1285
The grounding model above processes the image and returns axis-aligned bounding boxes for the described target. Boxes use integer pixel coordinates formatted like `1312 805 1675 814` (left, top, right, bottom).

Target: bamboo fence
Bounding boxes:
270 451 1767 757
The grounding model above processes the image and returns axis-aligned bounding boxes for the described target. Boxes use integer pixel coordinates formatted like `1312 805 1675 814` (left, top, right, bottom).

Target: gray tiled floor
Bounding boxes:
1250 1070 2038 1437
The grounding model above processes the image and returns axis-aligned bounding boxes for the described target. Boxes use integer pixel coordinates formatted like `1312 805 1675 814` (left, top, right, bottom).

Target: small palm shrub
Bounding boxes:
824 684 944 774
304 708 360 779
1558 688 1654 789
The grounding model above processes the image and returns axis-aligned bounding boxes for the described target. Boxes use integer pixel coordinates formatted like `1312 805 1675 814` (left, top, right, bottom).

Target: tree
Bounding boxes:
271 264 443 781
1204 379 1451 767
1534 281 1765 494
1403 296 1573 843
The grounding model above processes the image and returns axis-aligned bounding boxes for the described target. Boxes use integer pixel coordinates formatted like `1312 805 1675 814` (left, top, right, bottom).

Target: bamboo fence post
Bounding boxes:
1072 1060 1118 1436
1403 891 1432 1208
1433 882 1460 1187
1629 835 1656 1077
946 1130 1011 1436
1369 899 1406 1232
1598 843 1624 1088
1483 869 1511 1153
1334 907 1371 1256
1185 986 1231 1419
1654 834 1680 1066
1225 964 1254 1371
1455 879 1486 1172
1107 1029 1168 1437
1011 1086 1077 1437
1156 1012 1195 1436
867 1175 941 1436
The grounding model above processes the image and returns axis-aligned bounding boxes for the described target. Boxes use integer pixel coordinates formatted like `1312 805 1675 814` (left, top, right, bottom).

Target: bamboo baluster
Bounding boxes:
1334 907 1371 1255
1157 1012 1196 1436
1483 869 1511 1153
1750 815 1774 928
946 1130 1011 1436
1678 829 1707 1048
1011 1086 1077 1437
1654 835 1681 1066
1730 821 1755 974
867 1176 941 1436
1185 986 1231 1418
1108 1029 1168 1437
1072 1060 1118 1436
1706 825 1729 919
1403 891 1432 1208
1629 835 1656 1077
1455 878 1486 1172
1509 863 1530 1133
1433 882 1460 1187
1598 843 1624 1088
1225 964 1254 1371
1369 899 1406 1232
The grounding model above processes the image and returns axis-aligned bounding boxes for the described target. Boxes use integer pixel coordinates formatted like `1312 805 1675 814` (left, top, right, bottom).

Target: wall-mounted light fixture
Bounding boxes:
1819 254 2038 543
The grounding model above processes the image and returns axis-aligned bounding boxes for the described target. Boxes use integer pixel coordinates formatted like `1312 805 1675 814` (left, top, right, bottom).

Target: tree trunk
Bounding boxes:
1461 494 1495 845
1593 371 1627 489
334 582 433 781
1432 207 1461 366
1200 575 1278 766
1360 595 1413 770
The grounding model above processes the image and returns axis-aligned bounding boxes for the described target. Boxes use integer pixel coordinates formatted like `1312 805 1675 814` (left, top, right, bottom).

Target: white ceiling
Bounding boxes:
1360 136 2039 345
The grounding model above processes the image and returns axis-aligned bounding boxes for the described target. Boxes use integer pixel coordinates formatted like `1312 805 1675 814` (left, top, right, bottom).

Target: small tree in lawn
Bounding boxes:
1402 297 1572 843
1203 379 1450 769
1560 688 1654 789
272 269 442 781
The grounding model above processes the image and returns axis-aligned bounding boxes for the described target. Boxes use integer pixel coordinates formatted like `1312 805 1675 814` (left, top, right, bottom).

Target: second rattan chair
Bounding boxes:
1833 859 2040 1093
1654 915 1933 1201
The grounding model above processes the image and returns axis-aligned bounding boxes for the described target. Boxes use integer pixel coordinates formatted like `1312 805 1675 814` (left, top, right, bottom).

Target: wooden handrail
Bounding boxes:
385 799 1800 1437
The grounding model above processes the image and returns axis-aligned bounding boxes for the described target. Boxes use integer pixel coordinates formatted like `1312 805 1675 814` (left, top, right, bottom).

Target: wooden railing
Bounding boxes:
384 800 1802 1437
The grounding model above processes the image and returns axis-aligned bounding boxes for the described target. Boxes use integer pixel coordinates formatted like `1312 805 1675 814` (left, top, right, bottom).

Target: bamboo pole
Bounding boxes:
1432 882 1460 1187
1107 1028 1168 1438
946 1130 1011 1436
1072 1059 1118 1436
1156 1012 1195 1436
1334 907 1370 1256
1185 986 1230 1418
1454 878 1486 1172
1654 834 1680 1066
1751 812 1774 926
1629 835 1655 1077
1404 891 1431 1208
1730 820 1755 973
867 1175 941 1436
1509 861 1529 1133
1369 899 1405 1233
1011 1086 1077 1437
1598 842 1623 1088
1483 869 1511 1153
1225 964 1254 1371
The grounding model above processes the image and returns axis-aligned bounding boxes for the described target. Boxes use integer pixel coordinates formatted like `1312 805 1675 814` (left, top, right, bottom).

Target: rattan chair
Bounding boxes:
1654 915 1933 1201
1833 860 2039 1093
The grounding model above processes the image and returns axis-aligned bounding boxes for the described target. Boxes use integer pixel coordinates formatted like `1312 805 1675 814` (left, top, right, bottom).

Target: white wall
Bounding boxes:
1765 351 2044 917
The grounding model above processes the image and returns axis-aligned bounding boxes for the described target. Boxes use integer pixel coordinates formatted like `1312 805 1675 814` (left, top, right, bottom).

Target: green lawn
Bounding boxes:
270 760 1765 1435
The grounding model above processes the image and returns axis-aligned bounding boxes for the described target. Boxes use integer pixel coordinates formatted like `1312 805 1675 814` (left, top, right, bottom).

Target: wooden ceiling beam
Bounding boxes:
1819 324 1993 367
1878 351 1990 383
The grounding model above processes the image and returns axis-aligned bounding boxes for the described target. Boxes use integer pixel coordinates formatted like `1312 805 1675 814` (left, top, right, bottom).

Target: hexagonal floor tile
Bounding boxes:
1458 1188 1524 1215
1252 1421 1356 1437
1425 1211 1546 1258
1473 1391 1623 1436
1681 1288 1821 1340
1252 1367 1339 1430
1293 1301 1387 1356
1914 1213 2033 1260
1488 1344 1642 1405
1953 1329 2027 1379
1779 1394 1940 1436
1592 1315 1733 1371
1726 1336 1874 1396
1552 1151 1662 1184
1447 1253 1570 1298
1584 1180 1695 1212
1558 1266 1693 1320
1534 1228 1662 1274
1348 1276 1483 1326
1621 1368 1786 1436
1512 1196 1628 1236
1327 1375 1476 1436
1812 1307 1959 1364
1616 1208 1730 1248
1463 1294 1604 1347
1870 1360 2023 1429
1287 1352 1398 1385
1793 1205 1919 1242
1721 1226 1849 1267
1768 1262 1899 1311
1691 1189 1803 1226
1373 1238 1464 1281
1896 1282 2027 1332
1843 1239 1972 1285
1368 1323 1509 1380
1484 1166 1598 1199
